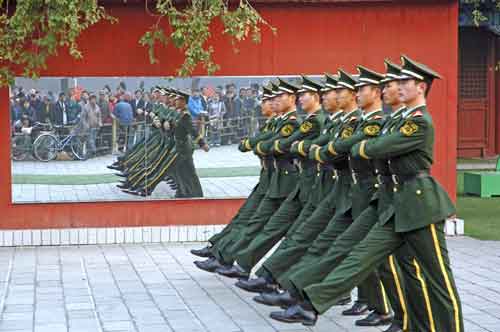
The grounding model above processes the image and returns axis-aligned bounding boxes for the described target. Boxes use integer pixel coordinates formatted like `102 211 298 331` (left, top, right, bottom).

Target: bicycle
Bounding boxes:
11 122 52 161
33 124 88 162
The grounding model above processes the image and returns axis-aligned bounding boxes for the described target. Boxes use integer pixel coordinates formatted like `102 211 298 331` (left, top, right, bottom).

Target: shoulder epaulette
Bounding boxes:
349 116 358 122
412 110 423 117
372 115 383 120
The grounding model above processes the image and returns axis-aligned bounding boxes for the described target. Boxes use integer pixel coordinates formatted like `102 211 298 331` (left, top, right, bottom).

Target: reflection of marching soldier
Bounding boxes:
108 87 208 198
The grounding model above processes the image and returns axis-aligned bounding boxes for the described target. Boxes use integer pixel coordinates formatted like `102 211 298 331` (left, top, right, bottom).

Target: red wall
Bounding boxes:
0 1 458 229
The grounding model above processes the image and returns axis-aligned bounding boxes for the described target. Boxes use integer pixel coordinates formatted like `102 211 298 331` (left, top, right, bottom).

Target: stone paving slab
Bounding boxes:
11 144 260 176
12 176 258 203
0 238 497 332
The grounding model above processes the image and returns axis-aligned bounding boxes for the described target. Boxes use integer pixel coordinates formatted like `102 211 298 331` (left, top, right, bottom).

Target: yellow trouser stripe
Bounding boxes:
128 144 161 174
128 147 161 183
130 146 170 187
413 259 436 332
379 281 389 314
389 255 408 330
146 153 178 188
430 224 461 332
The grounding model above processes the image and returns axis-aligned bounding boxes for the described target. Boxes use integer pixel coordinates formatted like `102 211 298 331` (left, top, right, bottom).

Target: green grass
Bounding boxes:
12 166 261 185
456 171 500 241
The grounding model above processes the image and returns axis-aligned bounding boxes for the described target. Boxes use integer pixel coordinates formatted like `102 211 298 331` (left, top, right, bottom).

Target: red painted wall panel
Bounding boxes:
0 1 458 229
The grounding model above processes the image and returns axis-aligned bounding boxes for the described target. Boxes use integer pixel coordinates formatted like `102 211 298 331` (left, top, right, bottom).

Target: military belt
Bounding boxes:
320 163 336 172
376 174 393 185
273 159 297 172
297 160 316 173
391 171 430 185
261 159 273 170
351 171 375 185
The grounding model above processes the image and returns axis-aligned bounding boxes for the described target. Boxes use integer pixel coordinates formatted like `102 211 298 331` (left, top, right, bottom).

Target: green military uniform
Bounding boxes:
212 79 302 267
164 90 206 198
276 70 363 295
302 56 463 332
234 76 324 273
123 92 179 195
207 85 278 253
252 74 345 283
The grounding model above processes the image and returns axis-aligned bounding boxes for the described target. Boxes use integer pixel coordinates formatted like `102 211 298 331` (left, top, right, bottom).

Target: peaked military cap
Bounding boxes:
336 69 358 91
399 55 442 82
262 84 274 101
158 87 169 96
297 75 323 93
152 86 162 93
381 60 402 83
175 89 191 101
275 78 300 95
321 73 339 92
355 66 385 87
269 81 280 97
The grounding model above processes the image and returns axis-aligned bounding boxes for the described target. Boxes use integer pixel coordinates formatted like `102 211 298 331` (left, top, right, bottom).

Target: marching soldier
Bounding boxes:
194 78 302 275
217 75 323 278
191 84 279 258
235 73 347 294
270 56 464 332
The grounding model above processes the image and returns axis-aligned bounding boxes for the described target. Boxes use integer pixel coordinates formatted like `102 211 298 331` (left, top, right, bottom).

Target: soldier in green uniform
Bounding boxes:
195 78 302 275
108 86 164 172
264 67 393 326
258 70 368 315
234 73 347 294
118 88 179 195
191 84 279 259
165 89 209 198
269 56 464 332
268 64 409 331
215 76 323 278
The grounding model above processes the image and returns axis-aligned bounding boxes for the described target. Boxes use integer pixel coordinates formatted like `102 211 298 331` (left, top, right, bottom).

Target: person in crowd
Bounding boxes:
39 95 55 125
67 94 82 124
54 92 69 126
80 94 102 157
112 94 134 151
98 91 112 124
208 92 226 147
222 83 241 145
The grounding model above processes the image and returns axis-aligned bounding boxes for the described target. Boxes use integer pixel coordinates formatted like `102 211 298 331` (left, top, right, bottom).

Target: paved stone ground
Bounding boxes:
11 144 260 176
11 144 260 203
0 237 498 332
12 177 258 203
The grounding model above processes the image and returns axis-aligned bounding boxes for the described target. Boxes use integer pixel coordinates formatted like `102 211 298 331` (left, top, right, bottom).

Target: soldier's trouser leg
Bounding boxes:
213 195 284 265
210 190 266 256
286 206 378 300
235 195 304 272
208 185 262 246
277 211 353 294
303 221 464 332
360 271 390 314
257 193 336 281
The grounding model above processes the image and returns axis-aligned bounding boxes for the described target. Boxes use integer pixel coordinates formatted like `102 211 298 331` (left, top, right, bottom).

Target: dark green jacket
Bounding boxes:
352 105 455 232
254 111 300 199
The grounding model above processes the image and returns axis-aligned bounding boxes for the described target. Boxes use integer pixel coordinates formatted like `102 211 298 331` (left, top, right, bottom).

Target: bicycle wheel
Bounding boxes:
70 135 88 160
11 136 29 161
33 134 58 162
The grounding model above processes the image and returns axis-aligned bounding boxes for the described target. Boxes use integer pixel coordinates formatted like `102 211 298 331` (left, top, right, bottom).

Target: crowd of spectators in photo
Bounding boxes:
10 80 267 160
